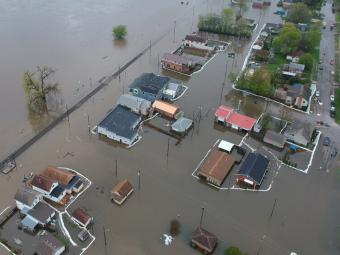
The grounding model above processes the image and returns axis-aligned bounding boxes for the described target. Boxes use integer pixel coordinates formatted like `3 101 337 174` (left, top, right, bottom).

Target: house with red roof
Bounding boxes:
215 105 257 131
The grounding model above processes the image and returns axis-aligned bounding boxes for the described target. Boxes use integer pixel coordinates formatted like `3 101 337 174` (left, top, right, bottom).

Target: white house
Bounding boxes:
284 120 314 146
14 188 42 213
183 34 215 51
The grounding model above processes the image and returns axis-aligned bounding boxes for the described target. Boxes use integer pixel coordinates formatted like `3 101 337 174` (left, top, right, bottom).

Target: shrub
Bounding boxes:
112 25 127 39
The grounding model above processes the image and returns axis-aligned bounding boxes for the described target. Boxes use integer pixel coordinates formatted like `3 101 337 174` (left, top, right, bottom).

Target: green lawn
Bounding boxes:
267 55 288 74
335 88 340 123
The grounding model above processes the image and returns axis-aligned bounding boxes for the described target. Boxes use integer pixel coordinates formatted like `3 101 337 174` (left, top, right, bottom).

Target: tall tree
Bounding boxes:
286 3 311 24
23 66 59 113
272 22 302 55
250 67 272 96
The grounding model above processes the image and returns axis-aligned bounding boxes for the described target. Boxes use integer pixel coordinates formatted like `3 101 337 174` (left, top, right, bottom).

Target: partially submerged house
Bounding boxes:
161 53 194 74
117 94 151 116
21 201 55 232
72 208 93 228
111 180 134 205
14 188 42 214
282 63 305 76
283 120 314 146
198 149 236 186
263 130 286 149
191 227 218 254
152 100 180 119
162 82 183 101
31 175 58 196
183 34 215 51
236 153 269 187
215 105 257 132
274 83 311 109
35 233 65 255
97 105 142 146
128 73 170 102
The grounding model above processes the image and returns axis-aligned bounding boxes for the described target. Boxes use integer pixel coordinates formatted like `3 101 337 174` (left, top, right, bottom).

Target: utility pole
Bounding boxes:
173 20 176 43
137 170 141 190
166 138 170 170
115 159 118 178
65 104 70 128
199 207 205 227
103 226 107 247
270 199 277 218
87 115 90 135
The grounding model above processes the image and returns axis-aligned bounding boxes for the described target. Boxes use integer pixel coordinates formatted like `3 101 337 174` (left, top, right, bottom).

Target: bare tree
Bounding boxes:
23 66 59 113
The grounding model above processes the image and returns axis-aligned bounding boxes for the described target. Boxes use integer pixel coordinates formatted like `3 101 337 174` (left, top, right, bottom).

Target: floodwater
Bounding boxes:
1 0 340 255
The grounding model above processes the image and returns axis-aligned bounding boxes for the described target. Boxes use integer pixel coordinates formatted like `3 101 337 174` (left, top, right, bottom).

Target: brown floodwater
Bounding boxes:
1 0 340 255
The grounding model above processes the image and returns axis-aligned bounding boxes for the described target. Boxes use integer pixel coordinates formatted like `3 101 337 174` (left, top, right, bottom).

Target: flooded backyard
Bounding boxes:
0 0 340 255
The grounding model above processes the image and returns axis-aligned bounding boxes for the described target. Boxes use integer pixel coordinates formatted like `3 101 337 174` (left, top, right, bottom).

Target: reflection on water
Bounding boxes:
113 38 128 48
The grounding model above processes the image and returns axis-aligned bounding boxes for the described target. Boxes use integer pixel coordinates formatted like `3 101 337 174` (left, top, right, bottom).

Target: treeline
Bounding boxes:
198 8 252 37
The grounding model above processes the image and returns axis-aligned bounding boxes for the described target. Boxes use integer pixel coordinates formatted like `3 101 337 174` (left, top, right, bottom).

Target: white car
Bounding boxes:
330 95 335 101
316 90 320 97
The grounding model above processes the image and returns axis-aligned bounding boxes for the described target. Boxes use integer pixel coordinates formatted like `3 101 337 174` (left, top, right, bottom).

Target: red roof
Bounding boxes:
215 105 233 119
227 112 257 131
215 105 257 131
72 208 92 227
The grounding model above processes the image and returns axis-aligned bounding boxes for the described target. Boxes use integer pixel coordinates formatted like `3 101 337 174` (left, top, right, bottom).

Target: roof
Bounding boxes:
286 83 311 99
50 185 65 199
185 34 207 43
227 112 257 131
41 167 75 186
14 188 41 207
218 140 234 153
35 234 65 255
238 153 269 185
72 208 92 226
31 175 57 192
117 94 151 113
21 215 38 230
288 62 305 72
171 117 193 133
129 73 170 96
215 105 233 119
112 180 134 197
166 82 181 91
98 105 141 140
27 202 55 224
162 53 192 66
285 120 314 140
263 130 286 148
199 150 235 183
191 227 217 252
152 100 180 116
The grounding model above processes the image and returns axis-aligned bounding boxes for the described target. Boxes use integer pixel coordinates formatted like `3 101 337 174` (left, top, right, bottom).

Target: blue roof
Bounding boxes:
50 185 65 198
60 176 81 191
238 153 269 185
98 105 141 140
129 73 170 96
22 216 38 230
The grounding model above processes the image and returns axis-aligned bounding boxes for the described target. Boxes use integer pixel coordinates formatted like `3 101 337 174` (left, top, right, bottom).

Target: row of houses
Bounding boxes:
97 73 185 146
197 140 270 188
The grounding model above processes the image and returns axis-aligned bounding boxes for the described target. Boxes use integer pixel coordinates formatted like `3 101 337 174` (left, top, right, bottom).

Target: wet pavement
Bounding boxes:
0 0 340 255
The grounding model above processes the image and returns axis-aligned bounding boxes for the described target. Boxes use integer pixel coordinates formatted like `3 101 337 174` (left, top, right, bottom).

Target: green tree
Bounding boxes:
225 246 247 255
221 8 235 30
236 17 251 37
299 53 314 71
250 67 272 96
23 66 59 113
300 26 321 52
272 22 302 55
112 25 127 39
236 0 248 18
286 3 311 24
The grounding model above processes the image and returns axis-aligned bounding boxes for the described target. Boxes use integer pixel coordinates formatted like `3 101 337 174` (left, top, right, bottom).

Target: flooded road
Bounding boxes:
0 0 339 255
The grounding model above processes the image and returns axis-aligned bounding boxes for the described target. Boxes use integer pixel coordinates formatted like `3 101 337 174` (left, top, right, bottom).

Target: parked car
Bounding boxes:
319 65 324 70
330 94 335 101
228 52 235 58
330 59 335 65
323 137 331 146
331 101 336 106
316 90 320 97
330 106 336 112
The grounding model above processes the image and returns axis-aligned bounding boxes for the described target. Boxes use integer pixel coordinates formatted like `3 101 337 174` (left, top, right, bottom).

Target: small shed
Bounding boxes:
111 180 134 205
117 94 151 115
191 227 218 254
163 82 182 100
171 117 193 133
263 130 286 148
217 140 234 153
152 100 180 119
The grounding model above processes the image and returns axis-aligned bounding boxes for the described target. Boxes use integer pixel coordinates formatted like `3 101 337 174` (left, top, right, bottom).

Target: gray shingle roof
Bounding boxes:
27 202 55 224
35 233 65 255
98 105 141 140
14 188 41 207
129 73 169 96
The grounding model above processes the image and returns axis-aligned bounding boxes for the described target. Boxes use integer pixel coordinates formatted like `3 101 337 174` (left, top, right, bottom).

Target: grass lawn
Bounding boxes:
335 88 340 123
267 55 287 74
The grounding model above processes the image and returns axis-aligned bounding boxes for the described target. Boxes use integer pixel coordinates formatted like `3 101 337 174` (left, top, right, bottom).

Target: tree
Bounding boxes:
300 26 321 52
23 66 59 113
235 17 251 37
286 3 311 24
228 72 237 83
221 8 236 32
272 22 302 55
299 53 314 72
236 0 248 18
250 67 273 96
225 246 247 255
112 25 127 39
